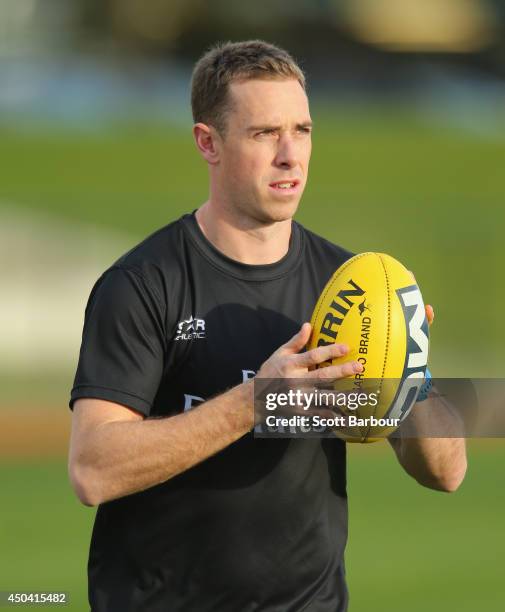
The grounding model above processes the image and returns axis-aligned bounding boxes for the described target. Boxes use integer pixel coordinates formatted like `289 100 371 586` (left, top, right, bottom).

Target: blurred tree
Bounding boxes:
338 0 497 52
106 0 205 49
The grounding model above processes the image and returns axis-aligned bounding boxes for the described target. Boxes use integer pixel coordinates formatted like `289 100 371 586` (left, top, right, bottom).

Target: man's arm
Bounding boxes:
388 389 467 492
69 323 362 506
69 384 254 507
388 299 466 493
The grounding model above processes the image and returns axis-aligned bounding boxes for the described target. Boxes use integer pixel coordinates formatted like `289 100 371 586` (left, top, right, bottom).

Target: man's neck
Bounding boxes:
195 202 292 265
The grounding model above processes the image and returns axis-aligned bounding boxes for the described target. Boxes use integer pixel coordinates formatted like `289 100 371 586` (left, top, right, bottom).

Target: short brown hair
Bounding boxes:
191 40 306 134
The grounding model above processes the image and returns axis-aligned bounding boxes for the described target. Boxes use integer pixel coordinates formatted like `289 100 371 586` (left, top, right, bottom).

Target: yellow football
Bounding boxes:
308 252 429 443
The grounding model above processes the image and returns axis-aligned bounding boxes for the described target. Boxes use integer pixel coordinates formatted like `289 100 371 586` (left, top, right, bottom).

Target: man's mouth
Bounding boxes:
268 180 300 193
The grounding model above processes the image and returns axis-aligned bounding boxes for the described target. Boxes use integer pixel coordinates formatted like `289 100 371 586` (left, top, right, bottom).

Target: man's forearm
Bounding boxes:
389 389 467 492
70 383 254 506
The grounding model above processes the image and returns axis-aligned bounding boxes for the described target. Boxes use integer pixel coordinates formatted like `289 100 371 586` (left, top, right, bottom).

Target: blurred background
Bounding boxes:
1 0 504 609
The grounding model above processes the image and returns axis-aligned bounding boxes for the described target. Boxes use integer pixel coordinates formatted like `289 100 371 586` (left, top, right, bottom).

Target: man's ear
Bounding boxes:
193 123 221 164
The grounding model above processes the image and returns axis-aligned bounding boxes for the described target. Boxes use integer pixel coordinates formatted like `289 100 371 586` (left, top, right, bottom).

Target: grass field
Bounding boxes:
0 441 503 611
1 106 504 609
347 441 505 611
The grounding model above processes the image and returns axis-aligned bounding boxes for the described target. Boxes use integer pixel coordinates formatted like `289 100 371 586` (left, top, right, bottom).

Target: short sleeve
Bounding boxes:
69 266 167 416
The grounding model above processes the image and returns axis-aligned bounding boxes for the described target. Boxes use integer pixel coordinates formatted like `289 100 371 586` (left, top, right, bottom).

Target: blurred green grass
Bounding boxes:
0 461 94 611
1 109 503 376
0 441 503 611
346 440 505 611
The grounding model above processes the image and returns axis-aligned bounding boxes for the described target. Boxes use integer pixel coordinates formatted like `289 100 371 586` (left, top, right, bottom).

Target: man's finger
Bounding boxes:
278 323 312 355
302 360 363 381
425 304 434 326
293 343 349 368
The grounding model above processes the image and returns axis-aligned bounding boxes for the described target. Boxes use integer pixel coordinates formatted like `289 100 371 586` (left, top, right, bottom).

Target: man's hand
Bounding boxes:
256 322 363 381
254 323 364 425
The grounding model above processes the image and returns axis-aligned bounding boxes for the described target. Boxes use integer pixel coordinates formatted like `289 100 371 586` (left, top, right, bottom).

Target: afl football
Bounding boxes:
308 252 430 442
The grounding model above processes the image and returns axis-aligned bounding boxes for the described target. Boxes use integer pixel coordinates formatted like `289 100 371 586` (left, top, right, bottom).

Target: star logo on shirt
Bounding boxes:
185 316 196 331
175 315 206 340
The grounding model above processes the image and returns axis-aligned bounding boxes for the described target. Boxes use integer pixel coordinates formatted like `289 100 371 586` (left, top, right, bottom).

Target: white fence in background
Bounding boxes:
0 202 134 373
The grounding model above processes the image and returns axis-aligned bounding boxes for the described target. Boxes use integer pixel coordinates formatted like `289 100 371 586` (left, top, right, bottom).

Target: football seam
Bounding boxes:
378 254 391 382
367 253 392 442
361 253 391 442
310 252 372 366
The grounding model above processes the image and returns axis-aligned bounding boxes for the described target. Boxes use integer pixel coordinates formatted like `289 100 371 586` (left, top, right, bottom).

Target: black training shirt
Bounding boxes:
70 212 354 612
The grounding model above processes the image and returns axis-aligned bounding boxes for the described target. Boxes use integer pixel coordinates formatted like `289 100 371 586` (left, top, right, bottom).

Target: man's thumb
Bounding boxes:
281 322 312 353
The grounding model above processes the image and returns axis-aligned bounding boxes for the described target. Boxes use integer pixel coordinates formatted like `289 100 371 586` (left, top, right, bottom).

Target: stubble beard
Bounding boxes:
241 187 302 226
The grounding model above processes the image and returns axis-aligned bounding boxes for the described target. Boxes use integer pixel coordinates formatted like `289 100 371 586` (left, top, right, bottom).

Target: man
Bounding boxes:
69 40 466 611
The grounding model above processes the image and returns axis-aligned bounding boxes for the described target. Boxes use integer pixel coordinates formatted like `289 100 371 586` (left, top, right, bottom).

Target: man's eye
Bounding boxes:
297 126 312 134
258 129 276 136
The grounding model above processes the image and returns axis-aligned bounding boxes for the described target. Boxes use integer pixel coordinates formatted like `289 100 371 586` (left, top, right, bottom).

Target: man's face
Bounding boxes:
215 78 312 224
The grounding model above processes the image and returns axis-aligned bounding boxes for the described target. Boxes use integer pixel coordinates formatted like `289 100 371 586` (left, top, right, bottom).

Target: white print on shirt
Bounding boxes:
183 369 257 412
175 316 206 341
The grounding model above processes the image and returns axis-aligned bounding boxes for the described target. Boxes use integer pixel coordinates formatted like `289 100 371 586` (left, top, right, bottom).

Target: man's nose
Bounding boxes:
274 134 298 168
